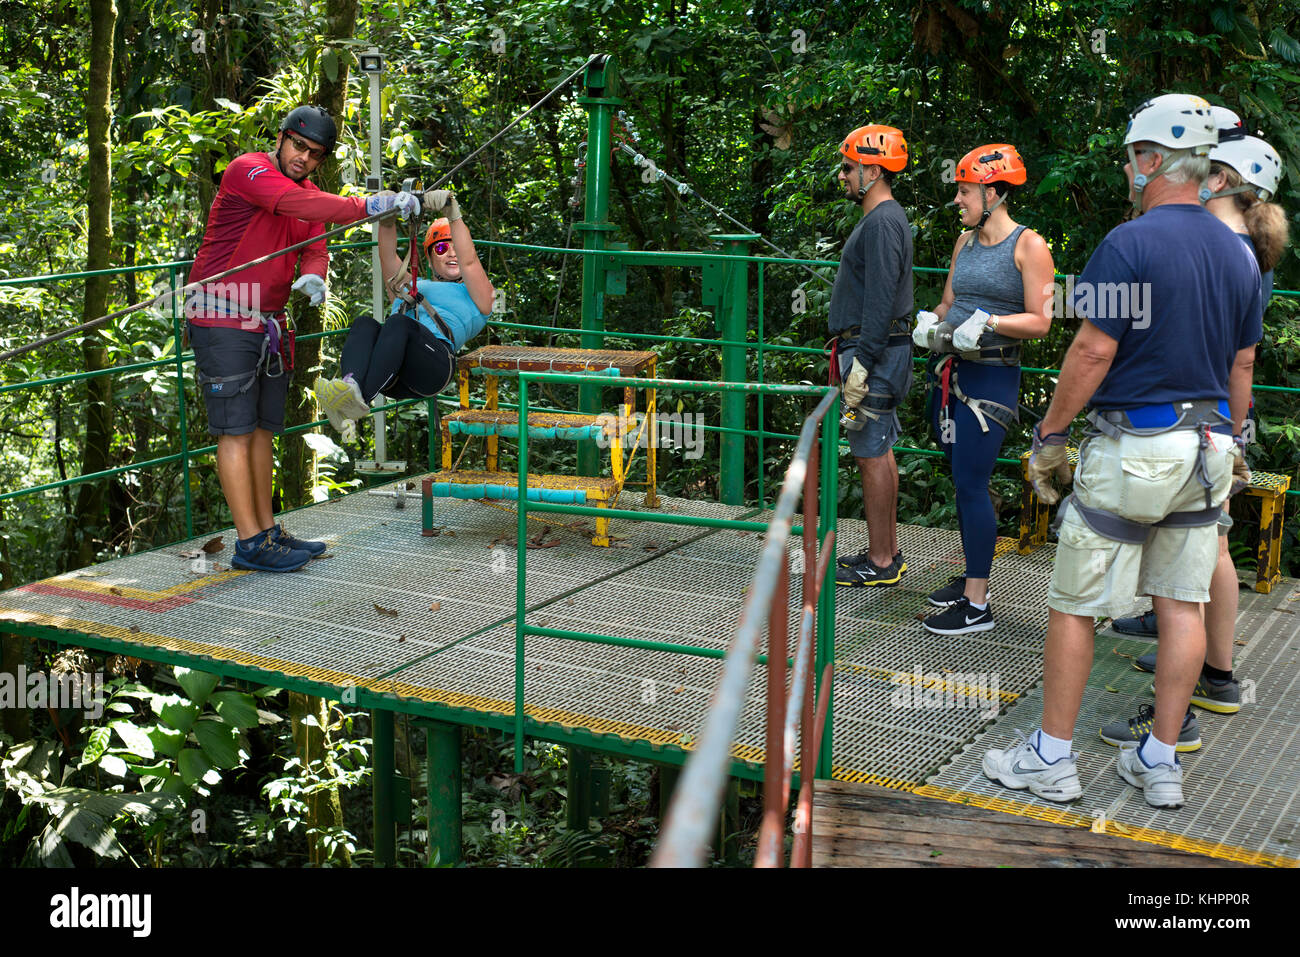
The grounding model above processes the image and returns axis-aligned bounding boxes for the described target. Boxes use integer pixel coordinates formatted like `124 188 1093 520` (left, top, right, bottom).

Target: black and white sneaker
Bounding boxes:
922 596 994 635
837 549 904 571
836 553 903 587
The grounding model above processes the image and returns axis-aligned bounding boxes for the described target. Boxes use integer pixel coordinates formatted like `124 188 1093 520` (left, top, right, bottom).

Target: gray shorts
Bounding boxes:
838 342 913 459
189 324 289 435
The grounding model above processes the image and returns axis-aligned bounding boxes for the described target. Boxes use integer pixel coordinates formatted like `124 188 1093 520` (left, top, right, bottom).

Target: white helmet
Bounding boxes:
1208 105 1247 143
1124 93 1218 150
1210 135 1284 201
1124 94 1217 202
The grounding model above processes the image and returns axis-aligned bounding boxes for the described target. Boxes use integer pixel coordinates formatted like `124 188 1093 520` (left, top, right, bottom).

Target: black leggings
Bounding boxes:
340 313 455 402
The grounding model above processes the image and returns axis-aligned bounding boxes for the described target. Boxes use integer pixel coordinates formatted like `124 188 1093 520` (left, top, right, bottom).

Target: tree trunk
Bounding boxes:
288 693 351 866
282 0 359 868
0 502 31 741
280 0 360 509
63 0 117 570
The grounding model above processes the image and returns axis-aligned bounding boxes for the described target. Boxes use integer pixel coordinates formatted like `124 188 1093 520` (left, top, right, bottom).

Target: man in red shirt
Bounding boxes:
187 105 419 572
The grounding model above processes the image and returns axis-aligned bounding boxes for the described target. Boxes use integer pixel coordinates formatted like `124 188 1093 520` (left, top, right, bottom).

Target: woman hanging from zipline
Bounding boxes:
314 190 495 442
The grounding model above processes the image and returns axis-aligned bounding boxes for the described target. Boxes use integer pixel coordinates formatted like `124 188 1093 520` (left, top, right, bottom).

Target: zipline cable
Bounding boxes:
0 55 601 364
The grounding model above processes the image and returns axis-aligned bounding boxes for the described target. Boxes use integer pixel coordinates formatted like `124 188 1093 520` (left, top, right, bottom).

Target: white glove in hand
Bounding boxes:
423 189 462 221
913 310 939 349
365 190 421 221
842 357 870 410
291 273 327 306
392 191 421 221
952 308 991 352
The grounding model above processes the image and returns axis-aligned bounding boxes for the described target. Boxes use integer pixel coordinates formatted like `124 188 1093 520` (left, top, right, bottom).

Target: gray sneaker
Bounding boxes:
1133 657 1242 715
1117 739 1185 809
1099 704 1200 752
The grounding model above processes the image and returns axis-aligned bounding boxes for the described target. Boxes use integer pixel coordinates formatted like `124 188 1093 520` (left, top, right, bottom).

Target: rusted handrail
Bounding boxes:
651 388 839 868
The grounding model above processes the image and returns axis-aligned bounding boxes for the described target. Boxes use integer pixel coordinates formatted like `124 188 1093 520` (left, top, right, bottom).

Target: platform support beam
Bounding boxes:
711 233 758 506
372 709 396 867
575 55 621 479
425 720 463 866
717 776 740 865
566 746 594 832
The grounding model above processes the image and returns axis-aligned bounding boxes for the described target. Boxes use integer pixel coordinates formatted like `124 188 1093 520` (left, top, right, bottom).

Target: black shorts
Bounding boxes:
189 323 288 435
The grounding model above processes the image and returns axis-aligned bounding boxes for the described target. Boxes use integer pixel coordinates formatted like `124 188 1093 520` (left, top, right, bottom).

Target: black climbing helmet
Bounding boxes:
279 105 337 154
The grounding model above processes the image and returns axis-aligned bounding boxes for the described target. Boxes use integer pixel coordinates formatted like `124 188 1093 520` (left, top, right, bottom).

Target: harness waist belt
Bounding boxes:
1089 399 1230 434
1054 493 1221 545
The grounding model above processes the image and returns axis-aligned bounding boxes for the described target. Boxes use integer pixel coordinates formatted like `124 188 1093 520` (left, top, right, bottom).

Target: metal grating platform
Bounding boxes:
1 483 1296 865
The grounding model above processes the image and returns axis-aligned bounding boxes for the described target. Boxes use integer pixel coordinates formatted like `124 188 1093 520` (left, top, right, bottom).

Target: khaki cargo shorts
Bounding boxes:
1047 428 1234 618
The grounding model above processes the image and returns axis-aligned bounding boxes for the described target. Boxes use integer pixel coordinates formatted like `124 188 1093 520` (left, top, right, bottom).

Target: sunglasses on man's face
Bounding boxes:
432 240 452 256
283 133 327 161
840 162 855 174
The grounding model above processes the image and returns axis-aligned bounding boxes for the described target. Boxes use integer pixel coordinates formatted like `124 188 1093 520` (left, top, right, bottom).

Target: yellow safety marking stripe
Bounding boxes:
0 607 381 689
992 537 1018 559
379 677 763 762
28 568 249 601
834 661 1020 704
913 784 1298 868
830 767 920 791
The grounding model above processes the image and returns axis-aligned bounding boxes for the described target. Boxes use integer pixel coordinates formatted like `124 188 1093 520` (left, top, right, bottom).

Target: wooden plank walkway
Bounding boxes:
812 781 1247 867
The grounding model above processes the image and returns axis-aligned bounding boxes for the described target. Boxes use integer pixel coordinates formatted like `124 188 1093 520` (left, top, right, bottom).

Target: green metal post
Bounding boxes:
566 747 593 832
373 709 396 866
815 404 840 780
756 263 766 509
426 720 462 866
718 776 740 865
575 55 622 477
712 233 758 506
515 376 529 774
170 265 194 539
657 763 680 820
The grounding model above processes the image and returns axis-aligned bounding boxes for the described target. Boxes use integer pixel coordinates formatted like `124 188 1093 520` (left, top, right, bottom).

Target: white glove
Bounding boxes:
291 273 327 305
913 310 939 349
423 189 462 221
366 190 421 221
952 308 991 352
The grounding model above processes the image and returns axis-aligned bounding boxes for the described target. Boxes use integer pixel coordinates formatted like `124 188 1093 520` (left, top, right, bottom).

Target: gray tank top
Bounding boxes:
943 225 1027 363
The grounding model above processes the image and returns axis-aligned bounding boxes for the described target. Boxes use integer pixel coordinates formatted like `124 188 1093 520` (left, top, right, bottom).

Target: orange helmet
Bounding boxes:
422 217 452 254
840 125 909 172
955 144 1027 187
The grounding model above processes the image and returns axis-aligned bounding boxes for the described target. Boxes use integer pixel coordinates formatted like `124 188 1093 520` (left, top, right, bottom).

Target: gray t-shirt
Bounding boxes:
828 199 914 368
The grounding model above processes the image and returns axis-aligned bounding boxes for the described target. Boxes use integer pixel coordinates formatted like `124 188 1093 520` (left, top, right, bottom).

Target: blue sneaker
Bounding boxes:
273 523 326 557
232 531 311 572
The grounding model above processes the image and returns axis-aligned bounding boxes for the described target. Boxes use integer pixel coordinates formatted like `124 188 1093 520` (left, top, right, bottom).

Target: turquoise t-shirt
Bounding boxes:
390 277 491 351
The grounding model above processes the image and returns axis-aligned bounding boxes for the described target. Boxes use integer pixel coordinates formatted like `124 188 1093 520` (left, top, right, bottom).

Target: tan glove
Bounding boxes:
842 357 870 410
1027 424 1073 505
423 188 462 221
1230 444 1251 497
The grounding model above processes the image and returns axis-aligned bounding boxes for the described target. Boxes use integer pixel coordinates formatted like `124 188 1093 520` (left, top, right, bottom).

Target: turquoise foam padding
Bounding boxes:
447 421 604 441
469 366 622 378
428 482 588 505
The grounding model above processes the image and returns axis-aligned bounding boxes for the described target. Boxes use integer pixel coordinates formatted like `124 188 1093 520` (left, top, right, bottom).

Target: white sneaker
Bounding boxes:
314 376 370 433
982 731 1083 803
313 375 349 433
1117 741 1185 809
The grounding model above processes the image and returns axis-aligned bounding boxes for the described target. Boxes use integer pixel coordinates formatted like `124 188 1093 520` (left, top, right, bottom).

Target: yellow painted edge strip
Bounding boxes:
835 661 1020 704
0 606 385 690
2 606 765 762
913 784 1299 869
29 568 249 602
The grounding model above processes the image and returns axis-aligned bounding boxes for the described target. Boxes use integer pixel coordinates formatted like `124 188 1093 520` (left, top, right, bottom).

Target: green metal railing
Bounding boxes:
3 240 1298 546
512 374 840 782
